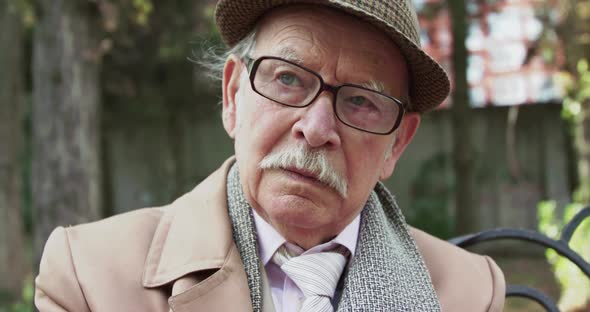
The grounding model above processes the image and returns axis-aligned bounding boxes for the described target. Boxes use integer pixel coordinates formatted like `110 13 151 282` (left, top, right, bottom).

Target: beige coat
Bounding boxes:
35 158 505 312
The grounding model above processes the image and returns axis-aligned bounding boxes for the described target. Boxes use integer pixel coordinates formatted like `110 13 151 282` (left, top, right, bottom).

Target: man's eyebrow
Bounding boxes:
272 49 387 94
276 47 304 64
361 80 385 93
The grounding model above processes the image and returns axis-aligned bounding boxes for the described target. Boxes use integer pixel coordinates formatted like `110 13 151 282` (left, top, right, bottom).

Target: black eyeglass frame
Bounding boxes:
243 56 406 135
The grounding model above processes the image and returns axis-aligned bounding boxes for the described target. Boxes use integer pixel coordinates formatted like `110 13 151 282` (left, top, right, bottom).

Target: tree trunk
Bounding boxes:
32 0 102 269
0 0 25 300
449 0 478 234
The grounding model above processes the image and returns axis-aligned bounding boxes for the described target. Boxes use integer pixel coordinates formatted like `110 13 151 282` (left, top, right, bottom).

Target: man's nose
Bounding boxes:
291 92 341 149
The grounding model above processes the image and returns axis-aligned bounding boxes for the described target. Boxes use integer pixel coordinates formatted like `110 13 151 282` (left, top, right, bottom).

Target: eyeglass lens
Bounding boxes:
251 57 401 134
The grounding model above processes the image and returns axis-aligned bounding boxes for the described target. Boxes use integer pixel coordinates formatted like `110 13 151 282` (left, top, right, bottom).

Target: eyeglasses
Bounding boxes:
244 56 405 135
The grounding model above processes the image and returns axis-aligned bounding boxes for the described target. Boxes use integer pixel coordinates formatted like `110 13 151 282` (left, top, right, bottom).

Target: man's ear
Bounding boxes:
380 112 421 180
222 54 243 139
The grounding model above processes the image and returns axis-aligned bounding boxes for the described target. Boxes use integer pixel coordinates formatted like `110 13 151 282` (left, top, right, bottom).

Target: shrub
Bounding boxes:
538 201 590 311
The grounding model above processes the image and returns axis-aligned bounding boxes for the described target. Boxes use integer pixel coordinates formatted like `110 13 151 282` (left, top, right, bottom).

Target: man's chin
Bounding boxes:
264 204 333 235
260 194 329 224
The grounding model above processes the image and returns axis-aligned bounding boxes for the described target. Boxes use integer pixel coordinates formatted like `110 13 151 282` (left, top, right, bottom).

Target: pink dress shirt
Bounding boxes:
252 209 360 312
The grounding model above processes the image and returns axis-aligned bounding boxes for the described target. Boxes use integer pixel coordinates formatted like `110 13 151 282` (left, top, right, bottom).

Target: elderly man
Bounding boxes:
35 0 505 311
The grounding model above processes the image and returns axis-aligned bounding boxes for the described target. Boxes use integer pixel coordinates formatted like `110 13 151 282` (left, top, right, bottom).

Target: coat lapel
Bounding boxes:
141 158 253 311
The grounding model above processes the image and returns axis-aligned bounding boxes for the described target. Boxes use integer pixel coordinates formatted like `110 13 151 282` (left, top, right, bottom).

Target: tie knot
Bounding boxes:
272 245 348 299
272 245 293 267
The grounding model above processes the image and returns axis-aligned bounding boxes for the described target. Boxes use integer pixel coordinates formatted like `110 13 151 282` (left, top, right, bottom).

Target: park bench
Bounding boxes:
448 205 590 312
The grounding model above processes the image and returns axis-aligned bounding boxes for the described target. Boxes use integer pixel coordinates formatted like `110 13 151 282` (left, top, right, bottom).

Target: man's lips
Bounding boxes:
281 167 324 185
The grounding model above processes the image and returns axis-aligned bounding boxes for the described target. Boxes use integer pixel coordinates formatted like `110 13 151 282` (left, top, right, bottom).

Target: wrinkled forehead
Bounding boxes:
252 5 409 94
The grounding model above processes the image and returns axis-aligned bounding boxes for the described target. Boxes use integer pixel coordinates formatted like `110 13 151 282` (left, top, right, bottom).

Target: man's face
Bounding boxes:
222 5 420 249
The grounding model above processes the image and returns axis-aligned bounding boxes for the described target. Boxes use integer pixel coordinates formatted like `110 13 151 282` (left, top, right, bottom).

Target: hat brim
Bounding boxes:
215 0 451 113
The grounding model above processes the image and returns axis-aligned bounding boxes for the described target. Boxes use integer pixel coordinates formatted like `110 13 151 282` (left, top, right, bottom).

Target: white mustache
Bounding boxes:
259 144 348 198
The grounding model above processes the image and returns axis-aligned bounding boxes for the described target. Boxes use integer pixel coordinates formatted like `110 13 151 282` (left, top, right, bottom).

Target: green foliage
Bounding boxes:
537 201 590 311
0 277 33 312
556 58 590 204
132 0 153 26
203 3 221 37
100 0 221 121
559 58 590 124
4 0 35 27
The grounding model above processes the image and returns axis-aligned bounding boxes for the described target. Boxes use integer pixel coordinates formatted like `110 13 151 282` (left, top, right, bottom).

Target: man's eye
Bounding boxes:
349 96 368 106
278 73 299 86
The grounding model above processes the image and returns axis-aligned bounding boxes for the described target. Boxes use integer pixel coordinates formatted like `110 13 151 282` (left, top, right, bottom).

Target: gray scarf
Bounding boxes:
226 163 441 311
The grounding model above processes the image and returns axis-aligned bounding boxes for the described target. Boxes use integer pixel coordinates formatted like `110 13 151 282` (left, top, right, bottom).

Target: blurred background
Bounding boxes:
0 0 589 311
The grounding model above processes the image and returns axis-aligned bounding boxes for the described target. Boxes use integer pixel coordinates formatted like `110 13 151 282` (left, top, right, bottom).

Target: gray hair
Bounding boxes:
197 28 258 82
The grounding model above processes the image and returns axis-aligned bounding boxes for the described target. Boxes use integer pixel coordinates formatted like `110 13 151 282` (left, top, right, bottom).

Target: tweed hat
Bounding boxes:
215 0 451 113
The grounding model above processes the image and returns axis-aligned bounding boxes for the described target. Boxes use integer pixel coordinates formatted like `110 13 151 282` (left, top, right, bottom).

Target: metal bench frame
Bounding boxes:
448 206 590 312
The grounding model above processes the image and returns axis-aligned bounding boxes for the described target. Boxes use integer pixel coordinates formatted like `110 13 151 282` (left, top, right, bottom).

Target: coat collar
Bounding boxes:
142 157 237 287
141 157 255 312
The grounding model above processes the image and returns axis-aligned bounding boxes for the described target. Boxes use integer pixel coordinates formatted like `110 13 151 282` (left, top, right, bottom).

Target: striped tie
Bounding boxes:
273 246 347 312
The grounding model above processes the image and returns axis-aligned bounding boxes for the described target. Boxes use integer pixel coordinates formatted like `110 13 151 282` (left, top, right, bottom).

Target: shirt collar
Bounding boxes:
252 208 360 265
